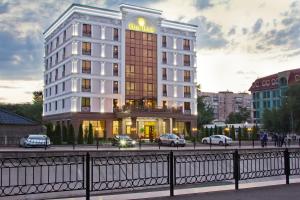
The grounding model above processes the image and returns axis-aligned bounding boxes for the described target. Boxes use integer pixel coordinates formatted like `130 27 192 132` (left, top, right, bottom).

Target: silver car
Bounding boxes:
158 133 186 147
202 135 232 146
20 135 51 148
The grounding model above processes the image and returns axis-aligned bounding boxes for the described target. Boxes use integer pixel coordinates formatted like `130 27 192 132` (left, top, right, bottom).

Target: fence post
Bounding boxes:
233 149 240 190
284 148 290 184
169 151 174 196
86 152 90 200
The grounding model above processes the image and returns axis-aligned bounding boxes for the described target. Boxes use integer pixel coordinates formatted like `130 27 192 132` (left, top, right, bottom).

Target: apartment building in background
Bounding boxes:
199 91 251 122
43 4 198 139
249 68 300 123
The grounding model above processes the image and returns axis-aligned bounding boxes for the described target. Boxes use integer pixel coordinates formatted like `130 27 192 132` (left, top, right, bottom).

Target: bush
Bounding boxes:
68 124 75 145
54 123 62 145
62 124 68 143
87 123 94 144
46 123 53 141
77 124 84 144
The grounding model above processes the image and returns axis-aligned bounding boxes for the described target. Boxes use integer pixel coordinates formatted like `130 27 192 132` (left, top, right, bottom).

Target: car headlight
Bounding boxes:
120 140 126 146
132 140 136 145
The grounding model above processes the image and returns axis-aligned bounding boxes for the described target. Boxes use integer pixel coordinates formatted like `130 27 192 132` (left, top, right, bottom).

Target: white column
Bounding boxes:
170 118 173 134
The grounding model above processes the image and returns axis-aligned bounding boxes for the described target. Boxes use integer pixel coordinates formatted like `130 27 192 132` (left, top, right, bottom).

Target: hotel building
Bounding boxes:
249 68 300 123
43 4 198 139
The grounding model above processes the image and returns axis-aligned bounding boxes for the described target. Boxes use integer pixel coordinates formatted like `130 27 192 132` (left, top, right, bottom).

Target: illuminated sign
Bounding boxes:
128 17 155 33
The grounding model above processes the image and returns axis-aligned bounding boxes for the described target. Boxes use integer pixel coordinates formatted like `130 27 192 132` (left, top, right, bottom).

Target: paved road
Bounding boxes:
141 183 300 200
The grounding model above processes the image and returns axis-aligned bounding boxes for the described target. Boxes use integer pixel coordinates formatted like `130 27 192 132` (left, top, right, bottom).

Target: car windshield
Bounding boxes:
118 135 130 139
169 134 178 139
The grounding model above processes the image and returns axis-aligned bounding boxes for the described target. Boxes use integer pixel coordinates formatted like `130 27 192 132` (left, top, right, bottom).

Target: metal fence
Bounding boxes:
1 148 300 199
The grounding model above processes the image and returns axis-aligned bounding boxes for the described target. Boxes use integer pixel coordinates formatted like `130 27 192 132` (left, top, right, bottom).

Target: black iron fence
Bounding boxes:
1 149 300 199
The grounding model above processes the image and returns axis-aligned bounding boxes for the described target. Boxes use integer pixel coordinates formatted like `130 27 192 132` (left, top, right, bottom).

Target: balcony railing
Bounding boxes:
81 106 90 112
184 93 191 98
82 88 91 92
82 50 91 56
114 106 184 115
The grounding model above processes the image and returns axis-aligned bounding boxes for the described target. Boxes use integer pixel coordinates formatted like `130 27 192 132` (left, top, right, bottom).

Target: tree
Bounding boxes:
87 123 94 144
209 127 213 136
205 127 209 137
218 126 223 135
77 124 84 144
197 96 214 128
225 107 250 124
242 127 248 140
230 125 236 140
46 123 53 141
238 127 242 141
68 124 75 145
54 123 61 145
214 125 218 135
62 124 68 143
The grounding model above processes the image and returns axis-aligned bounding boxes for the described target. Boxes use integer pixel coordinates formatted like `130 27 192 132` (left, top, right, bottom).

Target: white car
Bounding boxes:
201 135 232 146
20 135 51 148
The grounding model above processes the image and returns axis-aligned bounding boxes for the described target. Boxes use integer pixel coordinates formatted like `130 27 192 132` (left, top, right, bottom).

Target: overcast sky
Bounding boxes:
0 0 299 103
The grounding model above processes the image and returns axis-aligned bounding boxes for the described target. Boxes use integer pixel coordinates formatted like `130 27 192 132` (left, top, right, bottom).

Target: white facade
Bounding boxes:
43 4 197 117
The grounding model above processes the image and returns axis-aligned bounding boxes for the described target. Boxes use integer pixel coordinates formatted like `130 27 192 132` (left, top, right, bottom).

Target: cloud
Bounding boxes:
0 85 19 89
190 16 228 49
252 18 263 33
0 2 9 14
242 28 248 35
228 27 236 36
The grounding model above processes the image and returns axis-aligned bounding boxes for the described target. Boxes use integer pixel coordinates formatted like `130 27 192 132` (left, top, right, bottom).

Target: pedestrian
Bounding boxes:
263 133 268 147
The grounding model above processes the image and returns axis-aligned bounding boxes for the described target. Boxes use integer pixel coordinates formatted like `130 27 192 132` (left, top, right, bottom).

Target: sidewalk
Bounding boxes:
57 178 300 200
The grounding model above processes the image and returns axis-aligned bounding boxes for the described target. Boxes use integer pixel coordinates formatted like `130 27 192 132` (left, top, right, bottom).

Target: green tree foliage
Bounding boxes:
225 107 250 124
84 128 88 143
205 127 209 137
62 124 68 143
238 127 242 141
252 125 259 140
242 127 248 140
68 124 75 145
197 96 214 128
230 125 236 140
87 123 94 144
209 127 213 136
46 123 53 141
0 91 43 122
218 126 223 135
77 124 84 144
53 123 62 145
214 125 218 135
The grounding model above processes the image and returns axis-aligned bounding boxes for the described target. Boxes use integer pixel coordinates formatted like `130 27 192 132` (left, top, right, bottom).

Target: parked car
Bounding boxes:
201 135 232 146
112 135 136 147
19 135 51 148
158 133 186 147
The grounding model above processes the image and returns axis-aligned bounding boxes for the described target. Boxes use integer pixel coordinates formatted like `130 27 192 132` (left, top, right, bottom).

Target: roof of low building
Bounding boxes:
0 108 39 125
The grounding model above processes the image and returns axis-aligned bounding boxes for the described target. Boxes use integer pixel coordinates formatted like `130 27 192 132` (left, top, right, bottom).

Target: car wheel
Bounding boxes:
219 141 224 146
203 140 207 144
170 142 175 147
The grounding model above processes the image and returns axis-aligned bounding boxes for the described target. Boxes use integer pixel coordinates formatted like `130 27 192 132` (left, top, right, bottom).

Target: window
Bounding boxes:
113 99 118 109
184 102 191 111
162 101 167 109
50 42 53 52
162 52 167 64
63 30 66 42
56 37 59 47
55 101 57 110
62 82 65 91
82 60 91 74
184 70 191 82
45 104 47 112
82 42 91 55
62 65 65 77
55 52 58 64
184 86 191 98
162 35 166 47
82 24 91 37
113 63 118 76
49 103 51 111
82 79 91 92
130 47 135 56
147 33 152 41
55 85 58 94
163 84 167 96
184 55 190 66
162 68 167 80
62 99 65 109
147 49 152 58
81 97 90 112
55 69 58 80
183 39 190 50
130 31 135 39
113 81 118 93
62 47 66 59
113 28 118 41
50 57 52 67
49 87 52 96
113 46 118 58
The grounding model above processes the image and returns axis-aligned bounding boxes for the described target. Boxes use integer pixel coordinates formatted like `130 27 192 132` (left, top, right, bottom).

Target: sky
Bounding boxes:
0 0 299 103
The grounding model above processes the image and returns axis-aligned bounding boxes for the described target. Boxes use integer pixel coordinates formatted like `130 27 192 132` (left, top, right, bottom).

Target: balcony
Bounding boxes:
184 77 191 82
82 50 91 56
162 75 167 80
162 59 167 64
184 93 191 98
183 45 190 50
82 88 91 92
184 61 190 66
163 92 167 97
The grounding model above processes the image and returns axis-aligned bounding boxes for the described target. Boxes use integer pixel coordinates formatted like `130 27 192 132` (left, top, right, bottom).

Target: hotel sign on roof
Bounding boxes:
128 17 155 33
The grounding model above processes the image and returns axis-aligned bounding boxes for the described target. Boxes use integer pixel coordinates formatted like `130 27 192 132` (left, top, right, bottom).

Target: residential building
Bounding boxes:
249 68 300 123
43 4 198 139
0 108 42 145
199 91 251 122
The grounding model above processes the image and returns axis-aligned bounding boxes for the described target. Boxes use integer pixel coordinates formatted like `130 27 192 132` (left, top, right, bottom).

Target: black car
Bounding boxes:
112 135 136 147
